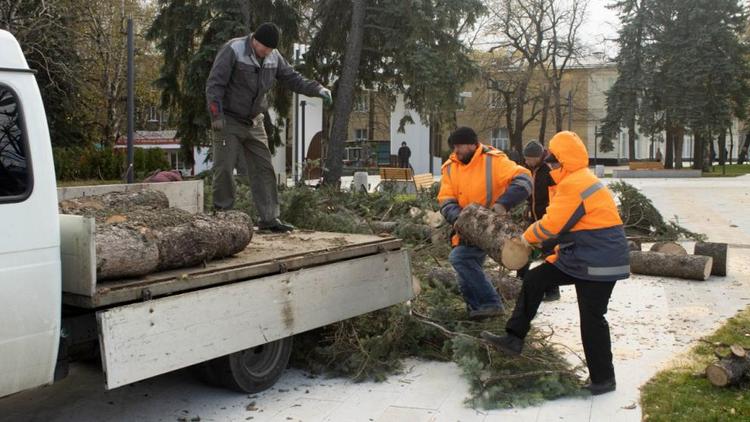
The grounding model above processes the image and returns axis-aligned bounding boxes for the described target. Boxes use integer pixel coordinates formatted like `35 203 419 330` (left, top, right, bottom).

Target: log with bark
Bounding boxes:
705 345 750 387
60 189 170 216
95 210 253 280
649 241 687 255
629 251 713 281
694 242 728 276
628 240 641 252
454 204 530 270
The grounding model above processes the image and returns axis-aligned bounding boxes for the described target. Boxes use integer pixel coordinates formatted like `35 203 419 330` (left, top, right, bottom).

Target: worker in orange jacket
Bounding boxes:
438 127 533 320
481 131 629 396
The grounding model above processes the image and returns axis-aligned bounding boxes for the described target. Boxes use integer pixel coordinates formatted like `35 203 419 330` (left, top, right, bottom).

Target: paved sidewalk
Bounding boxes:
2 177 749 422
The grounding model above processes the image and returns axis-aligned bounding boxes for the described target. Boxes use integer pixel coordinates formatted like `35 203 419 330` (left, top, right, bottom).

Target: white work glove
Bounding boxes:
319 87 332 106
492 203 507 216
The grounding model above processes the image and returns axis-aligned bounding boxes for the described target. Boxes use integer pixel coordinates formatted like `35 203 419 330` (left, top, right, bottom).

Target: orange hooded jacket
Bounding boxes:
524 131 629 281
438 144 532 246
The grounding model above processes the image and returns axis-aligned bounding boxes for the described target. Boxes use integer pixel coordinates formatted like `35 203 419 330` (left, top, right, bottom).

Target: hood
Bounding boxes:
548 131 589 181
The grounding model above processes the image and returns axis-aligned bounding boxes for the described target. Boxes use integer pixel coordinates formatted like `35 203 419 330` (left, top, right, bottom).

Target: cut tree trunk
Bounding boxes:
650 241 687 255
454 204 529 270
96 210 253 280
60 190 170 215
694 242 728 276
629 251 713 281
628 240 641 251
706 353 750 387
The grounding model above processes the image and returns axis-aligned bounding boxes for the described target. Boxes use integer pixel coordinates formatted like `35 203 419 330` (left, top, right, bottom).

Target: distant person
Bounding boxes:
397 141 411 169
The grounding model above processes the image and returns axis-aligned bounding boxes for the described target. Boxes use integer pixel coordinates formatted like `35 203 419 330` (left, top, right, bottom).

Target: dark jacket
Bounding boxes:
397 146 411 165
526 154 555 222
206 35 322 124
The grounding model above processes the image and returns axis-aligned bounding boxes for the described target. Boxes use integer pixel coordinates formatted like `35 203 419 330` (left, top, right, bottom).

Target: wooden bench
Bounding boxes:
379 167 413 181
413 173 436 191
629 161 664 170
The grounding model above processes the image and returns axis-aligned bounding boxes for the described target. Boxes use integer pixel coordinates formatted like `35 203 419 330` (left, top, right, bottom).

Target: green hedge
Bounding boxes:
53 147 172 181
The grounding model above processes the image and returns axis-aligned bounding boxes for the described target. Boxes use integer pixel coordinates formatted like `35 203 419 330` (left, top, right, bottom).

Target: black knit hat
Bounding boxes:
523 140 543 158
254 23 280 49
448 127 478 146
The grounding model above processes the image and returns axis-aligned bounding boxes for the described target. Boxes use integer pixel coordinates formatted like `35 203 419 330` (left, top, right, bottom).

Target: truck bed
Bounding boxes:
62 230 402 309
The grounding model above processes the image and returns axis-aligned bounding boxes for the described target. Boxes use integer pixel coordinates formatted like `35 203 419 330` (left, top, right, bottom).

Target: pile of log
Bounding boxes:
60 190 254 280
454 204 530 270
705 344 750 387
628 240 728 281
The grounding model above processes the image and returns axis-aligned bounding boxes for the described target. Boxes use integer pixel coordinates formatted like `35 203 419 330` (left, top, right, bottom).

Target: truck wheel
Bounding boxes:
198 336 294 393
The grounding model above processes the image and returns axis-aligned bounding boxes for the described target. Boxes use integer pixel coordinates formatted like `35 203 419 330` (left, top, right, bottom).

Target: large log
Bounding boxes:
95 210 253 279
694 242 728 276
60 190 170 215
706 353 750 387
629 251 713 281
454 204 529 270
650 241 687 255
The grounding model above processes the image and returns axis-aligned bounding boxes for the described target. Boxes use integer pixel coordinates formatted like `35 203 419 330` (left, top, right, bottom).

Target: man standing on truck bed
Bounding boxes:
206 22 332 232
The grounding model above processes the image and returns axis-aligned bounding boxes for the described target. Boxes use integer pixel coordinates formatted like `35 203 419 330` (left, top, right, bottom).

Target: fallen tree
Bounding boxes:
705 344 750 387
454 204 530 270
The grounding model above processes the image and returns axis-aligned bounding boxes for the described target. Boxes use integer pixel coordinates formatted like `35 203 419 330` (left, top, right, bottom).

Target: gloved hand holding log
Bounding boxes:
453 203 530 270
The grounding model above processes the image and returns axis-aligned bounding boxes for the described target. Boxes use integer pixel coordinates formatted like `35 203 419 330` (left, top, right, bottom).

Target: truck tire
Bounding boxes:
196 336 294 393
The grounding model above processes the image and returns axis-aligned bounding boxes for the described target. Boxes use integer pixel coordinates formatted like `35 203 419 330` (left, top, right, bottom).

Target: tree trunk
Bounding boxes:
628 124 636 161
96 225 160 279
322 0 366 187
538 87 550 144
60 189 170 215
664 125 674 169
649 241 687 255
693 129 704 170
628 239 641 251
706 354 750 387
694 242 728 276
553 84 563 133
453 204 529 270
629 251 713 281
718 128 727 166
674 126 685 169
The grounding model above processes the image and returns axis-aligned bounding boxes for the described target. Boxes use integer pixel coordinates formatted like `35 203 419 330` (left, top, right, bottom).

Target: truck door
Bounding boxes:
0 31 62 398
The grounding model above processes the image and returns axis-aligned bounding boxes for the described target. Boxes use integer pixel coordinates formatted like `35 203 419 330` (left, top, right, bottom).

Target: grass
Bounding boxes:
640 307 750 422
702 164 750 177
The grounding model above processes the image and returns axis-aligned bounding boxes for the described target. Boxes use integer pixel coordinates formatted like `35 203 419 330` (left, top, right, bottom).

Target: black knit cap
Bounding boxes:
523 140 543 158
448 126 478 146
254 22 280 48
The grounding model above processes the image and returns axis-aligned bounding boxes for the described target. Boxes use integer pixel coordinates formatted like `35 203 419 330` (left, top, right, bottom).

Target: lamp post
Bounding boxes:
300 100 307 182
126 18 135 184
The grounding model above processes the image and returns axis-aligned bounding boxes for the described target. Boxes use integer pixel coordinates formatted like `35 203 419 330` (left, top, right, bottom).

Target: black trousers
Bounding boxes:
506 262 617 383
516 262 559 296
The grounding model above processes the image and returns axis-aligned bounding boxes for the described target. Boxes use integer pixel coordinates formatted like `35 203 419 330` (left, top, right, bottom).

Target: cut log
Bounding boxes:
706 355 750 387
730 344 747 359
60 190 170 215
454 204 529 270
628 240 641 252
694 242 728 276
629 251 713 281
649 241 687 255
427 267 459 292
371 221 398 234
96 225 160 279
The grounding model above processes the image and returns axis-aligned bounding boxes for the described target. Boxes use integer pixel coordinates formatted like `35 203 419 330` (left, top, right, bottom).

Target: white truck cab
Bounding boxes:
0 29 414 399
0 29 62 397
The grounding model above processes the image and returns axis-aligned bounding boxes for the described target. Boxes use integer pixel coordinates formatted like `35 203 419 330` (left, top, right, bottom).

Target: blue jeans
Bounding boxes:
448 245 502 311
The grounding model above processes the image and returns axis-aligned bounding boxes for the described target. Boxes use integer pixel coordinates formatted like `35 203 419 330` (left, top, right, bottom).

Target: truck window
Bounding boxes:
0 84 32 201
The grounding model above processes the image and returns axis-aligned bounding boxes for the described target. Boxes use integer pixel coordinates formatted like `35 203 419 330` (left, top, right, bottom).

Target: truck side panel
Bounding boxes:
97 250 413 389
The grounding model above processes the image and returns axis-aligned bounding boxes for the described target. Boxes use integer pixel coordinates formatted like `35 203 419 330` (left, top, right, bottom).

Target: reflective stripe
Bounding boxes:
512 173 533 194
485 155 493 207
446 163 452 178
537 222 556 238
532 223 545 240
581 181 604 200
588 265 630 277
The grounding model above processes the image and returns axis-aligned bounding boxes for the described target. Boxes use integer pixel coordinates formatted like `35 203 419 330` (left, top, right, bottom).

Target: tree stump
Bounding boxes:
454 204 529 270
650 241 687 255
694 242 728 276
706 347 750 387
629 251 713 281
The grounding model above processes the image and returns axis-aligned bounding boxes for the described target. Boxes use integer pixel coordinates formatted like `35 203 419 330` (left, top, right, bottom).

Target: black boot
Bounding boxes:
583 378 617 395
258 218 295 233
543 286 561 302
480 331 523 356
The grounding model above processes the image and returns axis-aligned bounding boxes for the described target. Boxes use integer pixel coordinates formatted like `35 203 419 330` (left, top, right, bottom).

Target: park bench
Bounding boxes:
629 161 664 170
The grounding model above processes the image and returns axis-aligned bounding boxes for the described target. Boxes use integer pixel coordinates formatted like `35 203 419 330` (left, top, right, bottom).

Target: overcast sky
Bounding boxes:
580 1 621 58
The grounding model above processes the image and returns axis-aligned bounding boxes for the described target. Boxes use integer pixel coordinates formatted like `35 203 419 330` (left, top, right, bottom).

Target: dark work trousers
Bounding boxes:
212 114 279 223
506 262 617 384
516 261 559 297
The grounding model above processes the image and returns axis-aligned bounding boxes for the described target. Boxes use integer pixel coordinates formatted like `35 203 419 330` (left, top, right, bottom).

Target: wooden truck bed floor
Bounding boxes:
62 231 401 309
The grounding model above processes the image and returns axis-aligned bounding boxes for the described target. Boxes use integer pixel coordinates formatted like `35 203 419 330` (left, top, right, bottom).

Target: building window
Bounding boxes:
489 92 502 109
491 128 509 151
147 106 159 123
457 92 472 111
0 84 32 200
354 128 368 142
353 92 369 113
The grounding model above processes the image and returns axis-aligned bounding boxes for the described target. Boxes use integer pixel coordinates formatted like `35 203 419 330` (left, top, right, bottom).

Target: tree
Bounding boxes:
303 0 485 185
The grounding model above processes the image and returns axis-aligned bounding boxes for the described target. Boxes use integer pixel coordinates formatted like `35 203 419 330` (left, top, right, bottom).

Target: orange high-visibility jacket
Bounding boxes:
524 131 629 281
438 144 532 246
